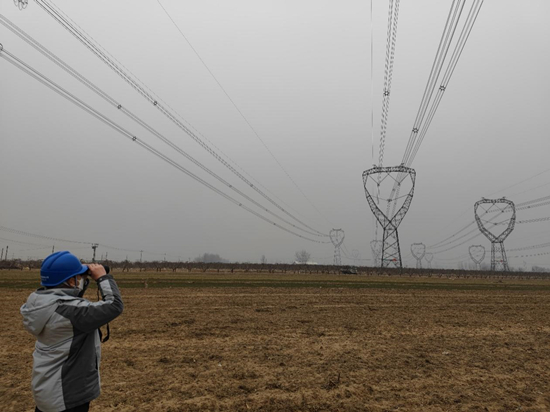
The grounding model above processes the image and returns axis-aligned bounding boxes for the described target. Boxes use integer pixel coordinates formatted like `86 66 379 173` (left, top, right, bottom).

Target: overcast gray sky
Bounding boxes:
1 0 549 268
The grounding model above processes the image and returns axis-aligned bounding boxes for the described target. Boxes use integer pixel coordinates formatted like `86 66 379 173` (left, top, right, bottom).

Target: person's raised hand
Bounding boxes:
88 263 107 281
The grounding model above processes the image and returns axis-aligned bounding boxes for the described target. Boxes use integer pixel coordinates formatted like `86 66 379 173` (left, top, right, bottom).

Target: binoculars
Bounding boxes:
86 264 110 275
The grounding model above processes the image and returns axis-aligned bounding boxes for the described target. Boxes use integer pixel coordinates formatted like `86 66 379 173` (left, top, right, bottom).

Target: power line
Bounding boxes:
385 0 483 218
154 0 330 226
401 0 467 165
0 16 327 240
433 251 469 261
484 195 550 213
43 1 291 220
506 181 550 199
427 192 550 250
0 236 55 248
429 223 480 250
32 0 329 238
517 216 550 225
428 206 511 255
430 230 482 255
486 167 550 198
428 205 505 250
0 46 328 244
0 225 183 259
371 0 401 241
404 0 484 167
0 224 90 245
377 0 401 167
427 220 476 248
508 250 550 260
508 241 550 253
386 0 467 216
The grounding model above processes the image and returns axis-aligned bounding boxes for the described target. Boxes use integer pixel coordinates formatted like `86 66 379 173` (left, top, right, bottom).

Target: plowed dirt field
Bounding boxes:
1 271 550 411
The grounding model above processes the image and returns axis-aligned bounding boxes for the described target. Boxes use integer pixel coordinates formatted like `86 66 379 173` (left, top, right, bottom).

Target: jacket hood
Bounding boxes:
20 288 79 336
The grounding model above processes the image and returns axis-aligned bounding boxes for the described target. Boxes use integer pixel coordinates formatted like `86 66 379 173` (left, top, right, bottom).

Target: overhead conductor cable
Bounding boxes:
389 0 484 217
0 47 327 243
155 0 330 227
0 15 327 240
32 0 328 238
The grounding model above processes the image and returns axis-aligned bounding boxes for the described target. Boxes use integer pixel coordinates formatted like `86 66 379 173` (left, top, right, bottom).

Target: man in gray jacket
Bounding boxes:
21 251 124 412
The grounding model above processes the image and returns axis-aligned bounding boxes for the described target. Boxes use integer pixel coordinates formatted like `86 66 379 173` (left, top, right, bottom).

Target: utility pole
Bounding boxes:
140 250 143 263
5 246 8 260
52 245 55 254
1 248 3 260
91 244 98 263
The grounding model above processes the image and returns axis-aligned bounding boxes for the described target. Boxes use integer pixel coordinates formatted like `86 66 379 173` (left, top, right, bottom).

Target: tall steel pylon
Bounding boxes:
474 198 515 271
363 166 416 268
411 243 426 269
370 240 382 267
469 245 485 270
329 229 345 266
424 252 433 269
13 0 28 10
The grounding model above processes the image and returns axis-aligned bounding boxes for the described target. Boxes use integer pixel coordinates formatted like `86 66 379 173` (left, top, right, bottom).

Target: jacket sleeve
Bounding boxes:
55 274 124 333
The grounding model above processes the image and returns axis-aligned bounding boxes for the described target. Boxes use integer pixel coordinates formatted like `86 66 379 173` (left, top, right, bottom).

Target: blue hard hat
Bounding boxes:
40 251 89 287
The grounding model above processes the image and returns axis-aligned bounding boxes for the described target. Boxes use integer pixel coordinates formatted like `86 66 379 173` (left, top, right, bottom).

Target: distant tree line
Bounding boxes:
194 253 228 263
1 257 550 279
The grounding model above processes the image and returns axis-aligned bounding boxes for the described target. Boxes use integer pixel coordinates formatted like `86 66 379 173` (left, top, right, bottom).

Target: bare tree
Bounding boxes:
194 253 228 263
295 250 311 264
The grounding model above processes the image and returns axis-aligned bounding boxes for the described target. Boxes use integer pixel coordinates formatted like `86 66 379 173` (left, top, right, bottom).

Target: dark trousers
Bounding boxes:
35 402 90 412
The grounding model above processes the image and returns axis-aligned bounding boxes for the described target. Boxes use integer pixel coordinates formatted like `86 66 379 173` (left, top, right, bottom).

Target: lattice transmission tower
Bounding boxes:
424 252 433 269
14 0 28 10
329 229 345 266
469 245 485 270
474 198 515 271
411 243 426 269
363 166 416 268
370 240 382 267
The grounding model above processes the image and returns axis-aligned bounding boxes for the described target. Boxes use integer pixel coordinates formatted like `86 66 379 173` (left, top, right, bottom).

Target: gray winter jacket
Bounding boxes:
20 275 123 412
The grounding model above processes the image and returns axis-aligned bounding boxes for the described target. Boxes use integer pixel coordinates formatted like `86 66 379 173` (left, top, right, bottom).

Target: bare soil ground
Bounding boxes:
1 271 549 411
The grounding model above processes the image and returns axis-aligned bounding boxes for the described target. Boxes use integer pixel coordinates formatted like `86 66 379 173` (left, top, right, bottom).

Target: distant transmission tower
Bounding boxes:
474 198 515 271
411 243 426 269
363 166 416 268
329 229 345 266
424 252 433 269
469 245 485 270
13 0 28 10
370 240 382 267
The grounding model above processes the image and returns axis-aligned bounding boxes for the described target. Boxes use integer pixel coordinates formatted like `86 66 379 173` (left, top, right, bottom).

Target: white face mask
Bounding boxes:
76 277 86 292
75 276 90 297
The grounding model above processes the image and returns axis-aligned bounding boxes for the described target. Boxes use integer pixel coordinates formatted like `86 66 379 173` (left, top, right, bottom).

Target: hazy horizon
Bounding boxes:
2 0 549 269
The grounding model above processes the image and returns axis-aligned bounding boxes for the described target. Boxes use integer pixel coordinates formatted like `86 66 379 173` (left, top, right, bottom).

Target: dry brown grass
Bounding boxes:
1 271 550 411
